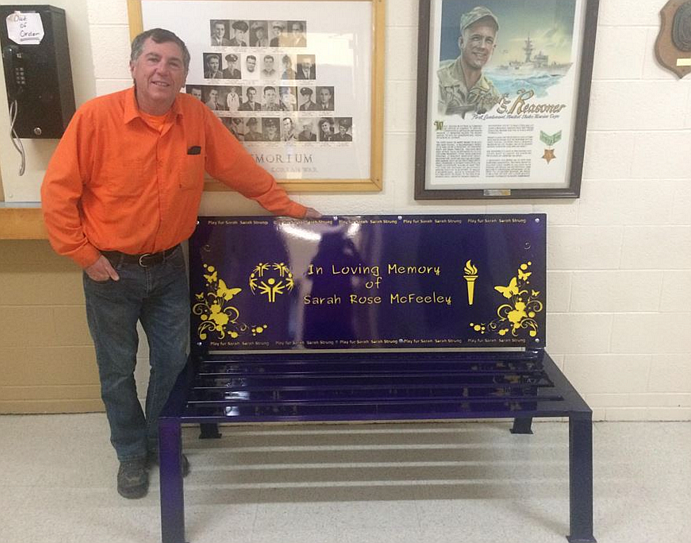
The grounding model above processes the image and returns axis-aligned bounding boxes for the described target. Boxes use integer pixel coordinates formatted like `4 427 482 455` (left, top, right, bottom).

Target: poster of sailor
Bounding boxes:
424 0 590 191
139 0 372 183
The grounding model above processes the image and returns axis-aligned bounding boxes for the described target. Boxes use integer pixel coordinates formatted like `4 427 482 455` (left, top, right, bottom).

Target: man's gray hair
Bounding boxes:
130 28 191 71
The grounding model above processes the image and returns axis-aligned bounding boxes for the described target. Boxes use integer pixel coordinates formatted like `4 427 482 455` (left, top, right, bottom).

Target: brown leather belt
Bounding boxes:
101 245 179 268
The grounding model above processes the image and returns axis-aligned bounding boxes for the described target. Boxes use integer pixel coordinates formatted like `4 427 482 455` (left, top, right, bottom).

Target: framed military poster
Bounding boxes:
128 0 385 192
415 0 599 200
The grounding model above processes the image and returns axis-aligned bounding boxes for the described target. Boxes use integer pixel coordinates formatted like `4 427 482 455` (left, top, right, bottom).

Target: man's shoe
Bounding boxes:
147 451 190 477
117 457 149 499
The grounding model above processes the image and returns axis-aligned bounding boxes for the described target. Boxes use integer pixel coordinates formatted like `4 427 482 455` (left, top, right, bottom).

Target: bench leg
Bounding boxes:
511 417 533 434
567 415 596 543
199 423 221 439
159 419 186 543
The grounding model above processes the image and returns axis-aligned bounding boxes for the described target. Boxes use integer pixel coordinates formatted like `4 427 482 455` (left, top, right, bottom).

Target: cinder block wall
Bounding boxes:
0 241 101 412
0 0 689 418
0 241 151 413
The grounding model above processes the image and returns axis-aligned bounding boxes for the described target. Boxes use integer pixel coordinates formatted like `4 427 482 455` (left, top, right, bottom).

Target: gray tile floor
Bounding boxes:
0 415 689 543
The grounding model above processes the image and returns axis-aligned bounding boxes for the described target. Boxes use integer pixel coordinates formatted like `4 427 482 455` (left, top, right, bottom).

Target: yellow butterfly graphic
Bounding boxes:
204 270 218 284
217 280 242 301
495 277 519 299
518 268 532 281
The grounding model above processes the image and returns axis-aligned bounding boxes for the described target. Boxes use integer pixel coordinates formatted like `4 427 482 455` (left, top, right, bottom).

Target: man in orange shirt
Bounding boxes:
41 28 319 500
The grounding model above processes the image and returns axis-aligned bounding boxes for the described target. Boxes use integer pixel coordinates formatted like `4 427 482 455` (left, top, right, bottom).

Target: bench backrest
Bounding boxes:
189 214 546 353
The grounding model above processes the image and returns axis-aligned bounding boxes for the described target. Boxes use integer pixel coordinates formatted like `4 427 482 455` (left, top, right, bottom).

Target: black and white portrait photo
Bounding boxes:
203 53 223 79
261 54 278 79
269 21 286 47
298 87 319 111
262 117 282 141
286 21 307 47
222 53 241 79
187 85 203 101
262 86 282 111
243 117 264 141
229 20 249 46
281 117 298 141
318 117 335 142
298 118 318 141
332 117 353 141
239 86 263 111
315 86 335 111
210 19 231 46
281 54 297 80
250 21 269 47
279 86 298 111
204 86 226 110
244 54 260 80
296 54 316 79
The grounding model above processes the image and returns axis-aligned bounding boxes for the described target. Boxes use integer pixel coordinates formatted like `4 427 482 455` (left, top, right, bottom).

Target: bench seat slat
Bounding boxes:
184 398 572 422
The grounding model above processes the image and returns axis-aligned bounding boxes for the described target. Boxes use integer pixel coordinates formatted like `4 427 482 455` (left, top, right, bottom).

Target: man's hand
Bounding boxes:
303 207 322 219
85 255 120 282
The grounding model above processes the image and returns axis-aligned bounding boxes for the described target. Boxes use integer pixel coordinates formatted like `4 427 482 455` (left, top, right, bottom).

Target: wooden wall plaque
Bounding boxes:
655 0 691 78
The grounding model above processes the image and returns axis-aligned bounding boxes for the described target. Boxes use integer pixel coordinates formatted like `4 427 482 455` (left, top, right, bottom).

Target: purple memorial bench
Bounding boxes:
157 214 595 543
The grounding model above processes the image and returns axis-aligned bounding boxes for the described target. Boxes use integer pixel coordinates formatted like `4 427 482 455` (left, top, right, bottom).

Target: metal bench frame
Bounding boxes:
157 349 595 543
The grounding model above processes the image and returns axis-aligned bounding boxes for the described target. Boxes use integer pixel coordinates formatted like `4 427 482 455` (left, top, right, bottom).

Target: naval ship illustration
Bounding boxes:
496 36 572 77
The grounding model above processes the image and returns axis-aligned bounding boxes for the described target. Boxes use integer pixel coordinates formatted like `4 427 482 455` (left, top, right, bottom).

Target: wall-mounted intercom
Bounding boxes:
0 5 76 139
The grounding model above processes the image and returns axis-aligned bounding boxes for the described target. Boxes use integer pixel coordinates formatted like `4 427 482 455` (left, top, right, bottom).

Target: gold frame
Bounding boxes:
127 0 385 193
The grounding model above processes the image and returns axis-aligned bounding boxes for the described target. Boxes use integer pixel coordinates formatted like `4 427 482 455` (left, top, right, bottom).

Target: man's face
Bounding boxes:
129 38 187 114
213 23 225 39
209 89 218 102
247 88 256 101
256 27 265 39
234 29 246 42
267 124 277 137
190 88 202 100
246 57 256 72
264 57 274 71
321 121 330 132
273 25 283 38
208 56 220 72
302 123 312 134
283 118 293 131
291 23 303 36
318 88 331 104
459 20 497 70
302 57 313 71
264 88 277 104
339 125 347 135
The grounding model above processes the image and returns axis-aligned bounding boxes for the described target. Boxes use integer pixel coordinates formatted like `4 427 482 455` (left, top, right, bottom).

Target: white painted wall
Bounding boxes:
1 0 689 419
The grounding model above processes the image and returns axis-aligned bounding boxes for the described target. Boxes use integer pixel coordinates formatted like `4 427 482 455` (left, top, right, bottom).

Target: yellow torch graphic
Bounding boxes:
464 260 478 305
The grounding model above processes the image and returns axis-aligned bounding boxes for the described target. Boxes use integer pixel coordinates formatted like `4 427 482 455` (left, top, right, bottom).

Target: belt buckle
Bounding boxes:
138 253 154 267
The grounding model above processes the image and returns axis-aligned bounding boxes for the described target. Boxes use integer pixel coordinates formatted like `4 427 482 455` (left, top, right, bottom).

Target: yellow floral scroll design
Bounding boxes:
469 262 543 339
248 262 294 303
193 264 268 341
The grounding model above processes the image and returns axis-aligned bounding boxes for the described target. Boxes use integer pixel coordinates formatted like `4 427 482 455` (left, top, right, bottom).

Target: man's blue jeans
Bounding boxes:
83 246 189 462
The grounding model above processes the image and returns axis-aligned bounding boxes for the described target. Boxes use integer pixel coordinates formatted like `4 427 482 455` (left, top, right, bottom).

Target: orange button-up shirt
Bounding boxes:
41 87 306 268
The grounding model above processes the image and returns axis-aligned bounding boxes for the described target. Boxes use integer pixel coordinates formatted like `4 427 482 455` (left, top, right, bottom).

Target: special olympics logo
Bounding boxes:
249 262 294 302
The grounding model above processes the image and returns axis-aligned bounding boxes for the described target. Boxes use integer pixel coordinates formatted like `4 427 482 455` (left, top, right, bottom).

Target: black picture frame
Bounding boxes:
415 0 600 200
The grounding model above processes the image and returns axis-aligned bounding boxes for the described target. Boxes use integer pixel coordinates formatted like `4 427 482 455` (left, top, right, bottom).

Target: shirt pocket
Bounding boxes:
180 153 204 191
